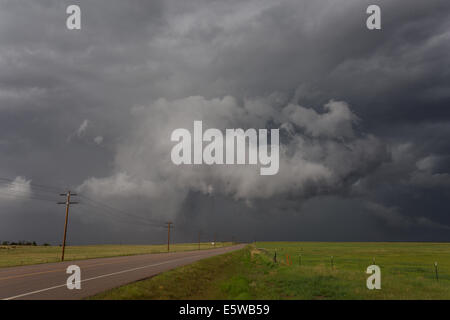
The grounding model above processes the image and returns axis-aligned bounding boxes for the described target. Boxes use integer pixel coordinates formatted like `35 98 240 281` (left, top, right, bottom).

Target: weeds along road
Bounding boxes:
0 244 246 300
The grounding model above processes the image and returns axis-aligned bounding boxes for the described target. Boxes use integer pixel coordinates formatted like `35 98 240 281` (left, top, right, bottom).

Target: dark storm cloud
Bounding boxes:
0 0 449 244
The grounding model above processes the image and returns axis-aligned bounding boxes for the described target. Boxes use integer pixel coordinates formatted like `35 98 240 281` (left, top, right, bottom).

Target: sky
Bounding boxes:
0 0 449 244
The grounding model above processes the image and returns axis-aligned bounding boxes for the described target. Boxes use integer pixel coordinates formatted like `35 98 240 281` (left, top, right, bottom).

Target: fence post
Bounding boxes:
434 262 439 281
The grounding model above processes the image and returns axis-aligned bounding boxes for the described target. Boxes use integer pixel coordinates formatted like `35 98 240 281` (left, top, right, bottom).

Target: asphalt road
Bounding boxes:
0 244 246 300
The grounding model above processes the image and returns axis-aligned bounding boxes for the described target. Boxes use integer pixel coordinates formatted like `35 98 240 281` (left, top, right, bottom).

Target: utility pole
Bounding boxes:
165 222 173 252
57 191 78 261
214 233 216 247
198 231 201 250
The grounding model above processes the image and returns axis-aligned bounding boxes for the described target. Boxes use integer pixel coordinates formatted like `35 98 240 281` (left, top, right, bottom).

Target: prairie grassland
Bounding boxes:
0 242 232 268
92 242 450 300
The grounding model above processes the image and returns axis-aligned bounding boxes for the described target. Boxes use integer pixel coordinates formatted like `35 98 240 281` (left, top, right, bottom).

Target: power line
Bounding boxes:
0 190 57 203
0 184 165 229
0 176 165 225
78 194 164 225
0 177 62 193
0 176 178 242
78 202 165 229
78 199 164 228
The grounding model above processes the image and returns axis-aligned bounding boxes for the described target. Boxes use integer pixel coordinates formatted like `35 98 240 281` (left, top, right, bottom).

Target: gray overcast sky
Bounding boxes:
0 0 449 244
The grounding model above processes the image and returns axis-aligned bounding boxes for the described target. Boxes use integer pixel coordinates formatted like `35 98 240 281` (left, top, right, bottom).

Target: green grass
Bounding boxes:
0 242 233 268
91 242 450 300
91 244 259 300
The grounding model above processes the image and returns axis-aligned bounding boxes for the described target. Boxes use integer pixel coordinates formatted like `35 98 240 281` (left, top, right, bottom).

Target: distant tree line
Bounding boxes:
1 241 51 246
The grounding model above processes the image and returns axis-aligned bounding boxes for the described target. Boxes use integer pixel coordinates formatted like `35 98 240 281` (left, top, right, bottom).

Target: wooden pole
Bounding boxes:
61 191 71 261
166 222 173 252
58 191 77 262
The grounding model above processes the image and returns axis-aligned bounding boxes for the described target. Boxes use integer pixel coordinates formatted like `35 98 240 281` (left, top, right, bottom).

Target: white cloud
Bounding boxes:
416 155 438 171
94 136 104 145
0 176 32 202
283 100 358 139
67 119 90 142
77 94 386 218
78 172 158 198
77 119 89 137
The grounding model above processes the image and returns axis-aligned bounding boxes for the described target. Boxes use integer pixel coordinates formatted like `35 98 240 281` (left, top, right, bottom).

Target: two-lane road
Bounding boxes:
0 244 246 300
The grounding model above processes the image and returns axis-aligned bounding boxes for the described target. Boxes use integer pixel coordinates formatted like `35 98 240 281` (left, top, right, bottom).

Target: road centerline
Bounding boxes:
1 249 231 300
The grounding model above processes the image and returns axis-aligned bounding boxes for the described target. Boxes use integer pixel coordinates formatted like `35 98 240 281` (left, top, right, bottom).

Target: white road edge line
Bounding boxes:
2 249 232 300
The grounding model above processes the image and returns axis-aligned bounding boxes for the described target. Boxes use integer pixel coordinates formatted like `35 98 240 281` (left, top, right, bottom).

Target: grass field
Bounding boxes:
0 242 232 268
91 242 450 300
